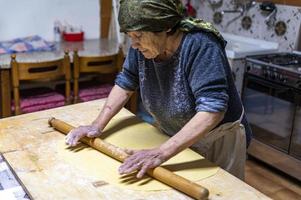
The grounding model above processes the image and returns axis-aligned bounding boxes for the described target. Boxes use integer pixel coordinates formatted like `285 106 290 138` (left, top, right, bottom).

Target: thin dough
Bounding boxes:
58 116 219 191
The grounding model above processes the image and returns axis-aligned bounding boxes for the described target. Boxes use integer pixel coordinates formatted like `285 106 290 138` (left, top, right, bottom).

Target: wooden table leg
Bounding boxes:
0 69 11 117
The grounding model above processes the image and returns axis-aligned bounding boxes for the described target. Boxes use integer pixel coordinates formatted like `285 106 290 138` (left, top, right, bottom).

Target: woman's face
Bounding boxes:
127 31 167 59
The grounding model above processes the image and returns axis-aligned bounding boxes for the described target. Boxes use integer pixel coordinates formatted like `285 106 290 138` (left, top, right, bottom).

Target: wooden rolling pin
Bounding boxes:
48 117 209 200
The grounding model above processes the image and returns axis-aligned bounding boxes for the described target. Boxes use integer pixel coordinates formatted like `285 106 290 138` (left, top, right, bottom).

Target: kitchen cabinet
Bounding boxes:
228 59 246 96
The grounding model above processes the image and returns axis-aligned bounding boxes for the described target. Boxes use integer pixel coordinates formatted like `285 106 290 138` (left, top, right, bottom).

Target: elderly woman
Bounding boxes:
66 0 252 180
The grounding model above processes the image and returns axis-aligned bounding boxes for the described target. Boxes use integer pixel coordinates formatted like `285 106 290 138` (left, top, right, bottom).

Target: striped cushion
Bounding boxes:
11 87 65 113
79 83 113 102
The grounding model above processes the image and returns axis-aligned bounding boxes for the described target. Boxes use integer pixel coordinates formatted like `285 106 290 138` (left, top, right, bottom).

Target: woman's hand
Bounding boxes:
119 148 167 178
65 125 102 147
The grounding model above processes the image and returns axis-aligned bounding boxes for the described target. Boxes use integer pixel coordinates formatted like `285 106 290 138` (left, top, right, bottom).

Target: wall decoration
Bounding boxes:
208 0 223 9
275 21 287 36
259 2 277 29
213 12 223 24
241 16 252 30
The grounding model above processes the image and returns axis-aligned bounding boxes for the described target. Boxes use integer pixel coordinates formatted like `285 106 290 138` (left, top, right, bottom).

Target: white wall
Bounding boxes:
0 0 100 41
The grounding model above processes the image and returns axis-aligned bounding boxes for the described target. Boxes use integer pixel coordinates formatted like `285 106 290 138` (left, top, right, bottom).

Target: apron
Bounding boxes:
191 108 246 180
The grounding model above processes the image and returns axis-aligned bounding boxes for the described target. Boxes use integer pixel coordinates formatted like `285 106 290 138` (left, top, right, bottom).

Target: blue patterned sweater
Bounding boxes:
115 31 252 146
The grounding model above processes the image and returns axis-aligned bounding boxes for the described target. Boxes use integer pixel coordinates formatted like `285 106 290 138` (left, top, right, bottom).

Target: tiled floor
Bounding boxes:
245 156 301 200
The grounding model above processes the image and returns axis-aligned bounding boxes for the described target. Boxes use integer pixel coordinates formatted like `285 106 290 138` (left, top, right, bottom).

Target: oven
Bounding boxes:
291 95 301 160
242 53 301 180
243 74 297 153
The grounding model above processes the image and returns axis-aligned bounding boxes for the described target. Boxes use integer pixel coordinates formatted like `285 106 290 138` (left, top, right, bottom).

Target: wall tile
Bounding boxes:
196 0 301 51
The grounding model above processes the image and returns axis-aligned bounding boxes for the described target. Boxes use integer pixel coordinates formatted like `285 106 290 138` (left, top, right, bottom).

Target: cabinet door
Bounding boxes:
228 59 245 96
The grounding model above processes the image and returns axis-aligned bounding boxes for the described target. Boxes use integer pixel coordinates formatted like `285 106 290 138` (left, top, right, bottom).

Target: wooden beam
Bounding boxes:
256 0 301 7
100 0 112 38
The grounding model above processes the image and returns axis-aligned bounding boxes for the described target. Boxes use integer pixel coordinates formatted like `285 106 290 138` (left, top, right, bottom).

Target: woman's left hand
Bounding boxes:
118 148 167 178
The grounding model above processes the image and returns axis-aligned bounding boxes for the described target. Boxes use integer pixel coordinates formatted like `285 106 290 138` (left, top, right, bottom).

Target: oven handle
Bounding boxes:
245 74 292 91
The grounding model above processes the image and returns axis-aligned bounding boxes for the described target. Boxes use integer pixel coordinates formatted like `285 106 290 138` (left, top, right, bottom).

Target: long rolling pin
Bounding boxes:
48 117 209 200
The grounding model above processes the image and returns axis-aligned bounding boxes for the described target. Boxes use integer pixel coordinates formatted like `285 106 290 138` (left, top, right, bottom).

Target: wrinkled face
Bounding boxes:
127 31 167 59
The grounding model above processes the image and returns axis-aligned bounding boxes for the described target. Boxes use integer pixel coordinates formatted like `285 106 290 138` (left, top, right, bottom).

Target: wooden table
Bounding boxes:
0 99 270 200
0 39 120 117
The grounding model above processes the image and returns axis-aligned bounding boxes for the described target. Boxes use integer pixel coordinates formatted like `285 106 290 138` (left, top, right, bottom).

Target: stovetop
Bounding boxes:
246 52 301 89
246 53 301 73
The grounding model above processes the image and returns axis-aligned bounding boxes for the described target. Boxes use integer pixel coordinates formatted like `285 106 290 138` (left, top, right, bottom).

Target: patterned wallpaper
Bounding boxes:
192 0 301 51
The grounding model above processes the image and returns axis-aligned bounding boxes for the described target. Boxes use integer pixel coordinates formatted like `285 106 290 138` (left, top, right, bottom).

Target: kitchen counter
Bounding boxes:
222 33 279 60
0 99 270 200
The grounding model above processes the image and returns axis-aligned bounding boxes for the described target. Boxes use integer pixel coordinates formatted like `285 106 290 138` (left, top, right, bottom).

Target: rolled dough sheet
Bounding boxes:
57 116 219 191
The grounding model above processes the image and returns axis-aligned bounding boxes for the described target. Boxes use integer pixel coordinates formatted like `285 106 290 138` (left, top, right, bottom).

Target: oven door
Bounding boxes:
290 93 301 159
242 74 296 153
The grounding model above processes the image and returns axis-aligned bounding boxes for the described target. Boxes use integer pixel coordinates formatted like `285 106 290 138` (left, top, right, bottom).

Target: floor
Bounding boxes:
245 156 301 200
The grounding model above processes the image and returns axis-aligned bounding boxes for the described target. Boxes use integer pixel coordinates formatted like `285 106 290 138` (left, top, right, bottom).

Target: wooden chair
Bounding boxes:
10 52 71 115
72 49 123 103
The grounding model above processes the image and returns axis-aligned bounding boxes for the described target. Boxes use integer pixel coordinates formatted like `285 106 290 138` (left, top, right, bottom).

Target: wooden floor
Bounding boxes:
245 156 301 200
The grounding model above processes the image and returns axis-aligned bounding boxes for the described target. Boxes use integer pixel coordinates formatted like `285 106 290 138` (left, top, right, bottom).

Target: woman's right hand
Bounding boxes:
65 125 102 147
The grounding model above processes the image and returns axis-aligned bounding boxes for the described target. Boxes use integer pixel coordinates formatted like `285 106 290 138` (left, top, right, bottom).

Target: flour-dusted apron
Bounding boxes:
192 108 246 180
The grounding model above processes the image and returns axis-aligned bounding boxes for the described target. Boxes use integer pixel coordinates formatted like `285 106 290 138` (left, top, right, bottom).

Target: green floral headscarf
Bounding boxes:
118 0 226 48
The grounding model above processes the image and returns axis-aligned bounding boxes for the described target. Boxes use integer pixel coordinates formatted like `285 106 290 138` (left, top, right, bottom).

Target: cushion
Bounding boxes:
55 81 113 102
80 93 110 102
0 35 54 55
21 101 65 113
11 87 65 113
79 83 112 99
79 83 113 102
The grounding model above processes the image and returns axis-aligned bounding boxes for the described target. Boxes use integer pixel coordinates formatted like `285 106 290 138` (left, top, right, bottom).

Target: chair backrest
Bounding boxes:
10 52 71 115
72 49 123 103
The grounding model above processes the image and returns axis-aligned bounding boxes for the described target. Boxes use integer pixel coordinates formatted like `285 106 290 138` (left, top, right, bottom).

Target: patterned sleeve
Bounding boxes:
115 47 140 91
186 35 229 113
